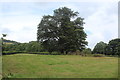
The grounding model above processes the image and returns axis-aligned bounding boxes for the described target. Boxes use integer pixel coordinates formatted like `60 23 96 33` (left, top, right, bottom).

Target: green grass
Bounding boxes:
0 56 2 79
2 54 118 78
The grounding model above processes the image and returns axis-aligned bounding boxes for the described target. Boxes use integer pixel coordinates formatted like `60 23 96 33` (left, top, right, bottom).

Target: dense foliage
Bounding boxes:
93 38 120 56
3 41 44 53
82 48 92 54
105 38 120 55
37 7 87 54
93 41 107 54
2 38 119 56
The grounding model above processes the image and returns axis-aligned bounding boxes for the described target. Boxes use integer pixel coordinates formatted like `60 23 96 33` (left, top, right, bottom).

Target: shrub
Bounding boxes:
2 51 27 55
82 48 92 54
93 54 105 57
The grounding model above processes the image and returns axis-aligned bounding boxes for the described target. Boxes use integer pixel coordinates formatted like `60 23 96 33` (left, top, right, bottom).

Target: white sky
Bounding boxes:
0 0 118 49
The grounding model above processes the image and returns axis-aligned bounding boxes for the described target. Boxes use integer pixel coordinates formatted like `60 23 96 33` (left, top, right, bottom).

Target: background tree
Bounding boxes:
2 34 7 38
2 40 44 53
2 34 7 53
105 38 120 55
37 7 87 54
82 48 92 54
26 41 43 52
93 41 107 54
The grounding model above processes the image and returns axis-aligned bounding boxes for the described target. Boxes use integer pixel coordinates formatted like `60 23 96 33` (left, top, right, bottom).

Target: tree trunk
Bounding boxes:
60 50 64 54
65 51 68 55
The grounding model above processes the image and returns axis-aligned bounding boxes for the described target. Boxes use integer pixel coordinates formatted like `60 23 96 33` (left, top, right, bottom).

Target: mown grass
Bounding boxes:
2 54 118 78
0 56 2 79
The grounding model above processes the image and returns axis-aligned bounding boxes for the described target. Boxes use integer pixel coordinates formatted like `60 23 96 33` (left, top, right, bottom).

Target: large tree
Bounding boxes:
37 7 87 54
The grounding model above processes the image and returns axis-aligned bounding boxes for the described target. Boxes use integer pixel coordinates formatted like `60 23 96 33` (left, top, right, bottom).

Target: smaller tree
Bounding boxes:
26 41 43 52
2 34 7 53
82 48 92 54
2 34 7 37
93 41 107 54
105 38 120 55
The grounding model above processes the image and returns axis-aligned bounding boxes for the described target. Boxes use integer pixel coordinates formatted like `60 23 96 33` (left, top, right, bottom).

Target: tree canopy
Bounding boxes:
93 38 120 56
93 41 107 54
37 7 87 54
105 38 120 55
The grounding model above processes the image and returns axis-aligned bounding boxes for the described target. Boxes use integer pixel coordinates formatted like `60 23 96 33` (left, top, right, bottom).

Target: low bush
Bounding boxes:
28 52 61 55
28 52 49 55
2 51 27 55
93 54 105 57
106 55 118 57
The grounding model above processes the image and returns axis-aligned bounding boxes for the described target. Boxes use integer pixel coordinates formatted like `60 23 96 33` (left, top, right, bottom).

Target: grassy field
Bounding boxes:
0 56 2 79
2 54 118 78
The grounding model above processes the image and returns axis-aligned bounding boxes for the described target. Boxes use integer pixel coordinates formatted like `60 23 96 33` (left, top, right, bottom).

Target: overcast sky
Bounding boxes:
0 0 118 49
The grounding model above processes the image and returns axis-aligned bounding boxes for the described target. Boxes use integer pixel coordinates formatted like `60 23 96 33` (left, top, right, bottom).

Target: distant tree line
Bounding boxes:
3 39 18 44
3 41 45 53
2 38 119 56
